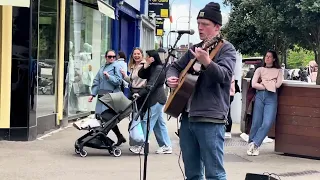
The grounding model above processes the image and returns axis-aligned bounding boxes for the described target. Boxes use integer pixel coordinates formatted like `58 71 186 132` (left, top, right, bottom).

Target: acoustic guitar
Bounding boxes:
164 35 224 118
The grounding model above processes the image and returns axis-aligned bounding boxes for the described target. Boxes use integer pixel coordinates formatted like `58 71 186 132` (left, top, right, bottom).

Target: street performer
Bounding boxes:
166 2 237 179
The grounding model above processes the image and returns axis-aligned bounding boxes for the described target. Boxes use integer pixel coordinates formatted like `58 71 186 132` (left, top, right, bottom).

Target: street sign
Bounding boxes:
97 0 115 19
148 0 169 18
155 18 164 36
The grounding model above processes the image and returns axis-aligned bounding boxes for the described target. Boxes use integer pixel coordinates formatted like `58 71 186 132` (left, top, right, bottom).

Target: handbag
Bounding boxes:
128 101 145 146
245 172 281 180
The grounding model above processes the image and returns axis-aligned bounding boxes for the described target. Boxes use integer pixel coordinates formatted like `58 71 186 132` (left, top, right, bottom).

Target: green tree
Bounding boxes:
287 46 314 69
223 0 320 84
294 0 320 84
222 0 295 61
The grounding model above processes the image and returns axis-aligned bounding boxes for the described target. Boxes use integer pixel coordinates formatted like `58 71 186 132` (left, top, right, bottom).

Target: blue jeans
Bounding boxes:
141 103 171 147
180 114 226 180
249 90 278 147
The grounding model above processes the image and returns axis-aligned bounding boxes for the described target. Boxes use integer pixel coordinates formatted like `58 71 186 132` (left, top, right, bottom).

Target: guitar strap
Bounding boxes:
192 40 224 72
209 40 224 61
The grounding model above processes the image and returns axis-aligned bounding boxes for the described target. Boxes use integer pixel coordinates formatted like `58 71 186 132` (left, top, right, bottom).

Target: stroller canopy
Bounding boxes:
98 92 133 120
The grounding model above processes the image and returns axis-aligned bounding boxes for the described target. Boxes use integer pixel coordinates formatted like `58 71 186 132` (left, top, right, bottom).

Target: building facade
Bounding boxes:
112 0 141 58
0 0 67 140
139 0 156 54
0 0 156 141
63 0 114 118
0 0 117 141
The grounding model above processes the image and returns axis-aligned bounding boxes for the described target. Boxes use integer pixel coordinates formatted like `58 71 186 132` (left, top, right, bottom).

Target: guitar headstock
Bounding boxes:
201 34 223 51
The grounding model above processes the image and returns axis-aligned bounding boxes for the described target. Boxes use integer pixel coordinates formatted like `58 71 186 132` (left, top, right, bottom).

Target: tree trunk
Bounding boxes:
315 48 320 85
284 48 287 66
316 71 320 85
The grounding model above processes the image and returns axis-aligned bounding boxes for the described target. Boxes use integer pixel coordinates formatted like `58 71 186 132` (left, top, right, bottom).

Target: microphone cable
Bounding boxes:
178 150 186 179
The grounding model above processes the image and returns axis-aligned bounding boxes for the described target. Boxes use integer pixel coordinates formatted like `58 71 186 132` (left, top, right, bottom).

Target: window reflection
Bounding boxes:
64 0 112 117
37 0 58 117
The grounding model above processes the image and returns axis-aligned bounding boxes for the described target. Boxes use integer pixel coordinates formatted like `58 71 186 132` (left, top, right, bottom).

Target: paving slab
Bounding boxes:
0 117 319 180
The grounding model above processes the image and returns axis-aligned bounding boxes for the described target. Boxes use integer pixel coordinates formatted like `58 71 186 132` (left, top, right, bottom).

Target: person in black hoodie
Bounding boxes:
129 50 172 155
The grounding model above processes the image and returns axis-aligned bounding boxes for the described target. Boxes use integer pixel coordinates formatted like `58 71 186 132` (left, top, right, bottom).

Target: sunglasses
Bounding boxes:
106 55 116 59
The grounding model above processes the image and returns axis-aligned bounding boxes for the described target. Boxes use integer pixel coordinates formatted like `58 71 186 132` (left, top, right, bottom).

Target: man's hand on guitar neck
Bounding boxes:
189 47 211 68
166 76 179 88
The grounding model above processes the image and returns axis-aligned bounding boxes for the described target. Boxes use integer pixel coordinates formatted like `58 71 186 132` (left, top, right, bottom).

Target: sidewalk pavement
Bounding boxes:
0 117 319 180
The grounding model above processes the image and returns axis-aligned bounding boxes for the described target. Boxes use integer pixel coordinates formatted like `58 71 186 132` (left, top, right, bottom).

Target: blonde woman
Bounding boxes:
120 48 147 101
120 48 147 149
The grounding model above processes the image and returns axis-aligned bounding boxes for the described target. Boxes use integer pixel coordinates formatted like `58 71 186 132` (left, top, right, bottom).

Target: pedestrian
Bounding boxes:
89 50 126 146
225 75 235 139
247 50 283 156
129 49 172 155
117 51 128 92
166 2 237 179
120 47 148 148
120 48 146 102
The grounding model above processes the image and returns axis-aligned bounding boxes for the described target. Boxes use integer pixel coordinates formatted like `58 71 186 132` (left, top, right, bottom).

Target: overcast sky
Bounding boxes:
161 0 231 47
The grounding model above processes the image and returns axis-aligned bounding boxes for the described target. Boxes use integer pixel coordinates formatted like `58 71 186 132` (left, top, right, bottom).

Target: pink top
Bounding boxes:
252 67 283 93
230 75 235 96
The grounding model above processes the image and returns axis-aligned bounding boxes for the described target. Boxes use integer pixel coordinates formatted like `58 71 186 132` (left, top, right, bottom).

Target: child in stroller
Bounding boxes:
74 92 135 157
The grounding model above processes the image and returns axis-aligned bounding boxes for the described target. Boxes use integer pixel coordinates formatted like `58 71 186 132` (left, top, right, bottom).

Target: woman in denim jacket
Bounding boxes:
88 50 126 146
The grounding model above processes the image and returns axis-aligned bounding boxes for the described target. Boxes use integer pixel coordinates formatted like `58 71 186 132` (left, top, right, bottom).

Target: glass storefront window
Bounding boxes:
64 0 112 117
141 25 155 56
37 0 58 117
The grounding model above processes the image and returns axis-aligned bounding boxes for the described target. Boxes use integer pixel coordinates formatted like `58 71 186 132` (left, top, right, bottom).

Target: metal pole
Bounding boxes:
168 5 171 49
187 0 192 48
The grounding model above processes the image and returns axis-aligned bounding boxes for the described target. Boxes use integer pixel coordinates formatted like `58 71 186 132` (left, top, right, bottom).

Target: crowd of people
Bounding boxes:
284 61 318 83
245 61 318 83
85 2 285 179
88 48 173 154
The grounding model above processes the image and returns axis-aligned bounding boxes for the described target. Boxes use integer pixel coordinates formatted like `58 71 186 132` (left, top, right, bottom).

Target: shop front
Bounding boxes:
140 16 155 53
63 0 114 120
112 0 141 58
0 0 67 140
0 0 115 141
140 0 155 53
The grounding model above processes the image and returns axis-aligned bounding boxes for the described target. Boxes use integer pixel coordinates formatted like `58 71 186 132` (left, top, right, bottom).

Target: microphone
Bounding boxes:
170 29 195 35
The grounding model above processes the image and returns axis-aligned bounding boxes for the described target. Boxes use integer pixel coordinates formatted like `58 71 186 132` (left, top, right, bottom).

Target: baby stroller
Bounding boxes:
74 91 135 157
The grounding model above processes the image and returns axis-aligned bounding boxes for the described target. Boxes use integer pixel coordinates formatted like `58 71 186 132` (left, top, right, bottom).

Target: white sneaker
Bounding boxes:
251 145 259 156
129 145 144 155
155 146 172 154
263 136 274 143
225 132 232 139
240 133 249 142
247 142 259 156
247 142 255 156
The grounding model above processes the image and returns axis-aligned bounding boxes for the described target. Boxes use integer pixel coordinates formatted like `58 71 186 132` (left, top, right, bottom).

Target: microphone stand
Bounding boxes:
132 33 184 180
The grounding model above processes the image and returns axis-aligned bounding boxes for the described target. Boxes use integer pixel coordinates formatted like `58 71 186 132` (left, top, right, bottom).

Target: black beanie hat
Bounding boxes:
197 2 222 25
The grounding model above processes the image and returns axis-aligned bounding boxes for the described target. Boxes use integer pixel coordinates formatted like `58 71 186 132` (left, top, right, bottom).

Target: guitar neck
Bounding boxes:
179 58 196 80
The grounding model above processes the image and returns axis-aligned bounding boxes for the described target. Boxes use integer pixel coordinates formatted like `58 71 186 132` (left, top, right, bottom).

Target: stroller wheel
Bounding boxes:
108 149 113 155
113 148 122 157
75 148 80 154
79 149 88 157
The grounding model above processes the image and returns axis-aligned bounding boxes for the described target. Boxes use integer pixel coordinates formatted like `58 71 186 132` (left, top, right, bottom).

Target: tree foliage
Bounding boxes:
287 46 314 69
223 0 320 84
